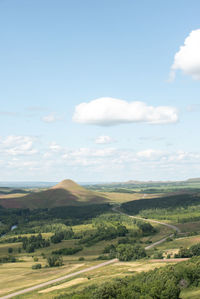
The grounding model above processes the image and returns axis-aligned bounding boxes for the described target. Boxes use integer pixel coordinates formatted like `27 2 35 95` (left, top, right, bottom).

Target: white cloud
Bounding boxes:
137 149 164 159
42 114 60 123
0 136 37 156
95 135 114 144
73 97 178 126
49 142 62 152
170 29 200 80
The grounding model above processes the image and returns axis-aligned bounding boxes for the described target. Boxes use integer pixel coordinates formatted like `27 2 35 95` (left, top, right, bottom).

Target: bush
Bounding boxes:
52 247 82 255
153 251 163 259
8 247 13 254
33 256 38 262
47 256 63 267
79 257 85 261
32 263 42 269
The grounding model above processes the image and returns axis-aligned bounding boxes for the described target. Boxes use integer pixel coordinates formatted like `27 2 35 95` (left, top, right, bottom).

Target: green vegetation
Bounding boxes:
47 255 63 267
2 181 200 298
32 263 42 269
122 194 200 223
56 257 200 299
176 243 200 258
52 247 83 255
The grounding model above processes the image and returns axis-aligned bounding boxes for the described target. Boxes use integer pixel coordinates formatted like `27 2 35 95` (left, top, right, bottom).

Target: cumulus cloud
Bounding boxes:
0 136 37 156
95 135 114 144
170 29 200 80
73 97 178 126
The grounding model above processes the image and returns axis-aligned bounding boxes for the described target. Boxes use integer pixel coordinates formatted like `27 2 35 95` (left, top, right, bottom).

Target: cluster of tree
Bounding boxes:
33 223 70 233
22 234 50 253
56 257 200 299
52 246 82 255
102 243 146 261
135 221 156 235
121 194 200 215
176 243 200 258
0 256 17 263
47 255 63 267
79 223 128 247
50 229 74 243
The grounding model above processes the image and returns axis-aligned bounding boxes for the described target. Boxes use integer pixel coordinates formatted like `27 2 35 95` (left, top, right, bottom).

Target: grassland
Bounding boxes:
2 181 200 298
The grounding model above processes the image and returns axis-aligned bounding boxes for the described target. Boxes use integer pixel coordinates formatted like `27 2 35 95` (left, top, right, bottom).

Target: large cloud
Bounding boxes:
170 29 200 80
73 97 178 126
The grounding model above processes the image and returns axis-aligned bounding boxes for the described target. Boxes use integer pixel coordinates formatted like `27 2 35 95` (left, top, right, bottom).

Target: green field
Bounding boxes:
1 181 200 298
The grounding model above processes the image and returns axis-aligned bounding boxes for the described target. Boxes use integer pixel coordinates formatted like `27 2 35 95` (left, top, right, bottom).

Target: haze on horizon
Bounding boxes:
0 0 200 182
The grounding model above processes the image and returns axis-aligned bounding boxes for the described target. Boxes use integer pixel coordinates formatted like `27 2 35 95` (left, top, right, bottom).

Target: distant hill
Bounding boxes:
0 179 108 209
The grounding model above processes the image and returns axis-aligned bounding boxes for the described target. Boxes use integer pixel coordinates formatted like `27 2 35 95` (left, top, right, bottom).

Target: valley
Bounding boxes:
1 179 200 298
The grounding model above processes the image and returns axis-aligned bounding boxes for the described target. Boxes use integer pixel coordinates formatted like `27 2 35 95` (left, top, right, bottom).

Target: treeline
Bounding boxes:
176 243 200 258
79 223 128 247
100 243 146 261
121 194 200 223
0 203 111 236
122 194 200 215
22 234 50 253
50 229 74 243
52 247 82 255
55 257 200 299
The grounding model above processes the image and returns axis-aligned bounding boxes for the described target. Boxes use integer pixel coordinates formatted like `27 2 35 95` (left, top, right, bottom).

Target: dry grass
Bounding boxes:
38 278 88 293
102 192 161 203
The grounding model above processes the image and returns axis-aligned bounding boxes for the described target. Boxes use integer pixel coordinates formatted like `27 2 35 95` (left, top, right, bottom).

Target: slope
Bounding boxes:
0 179 108 209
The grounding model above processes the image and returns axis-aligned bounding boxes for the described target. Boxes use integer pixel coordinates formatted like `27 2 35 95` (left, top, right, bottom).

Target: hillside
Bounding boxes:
0 179 108 209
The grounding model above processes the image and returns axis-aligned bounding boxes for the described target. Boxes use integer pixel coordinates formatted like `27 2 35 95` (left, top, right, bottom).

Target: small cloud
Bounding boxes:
49 142 62 152
170 29 200 80
73 97 178 126
42 114 61 123
95 135 114 144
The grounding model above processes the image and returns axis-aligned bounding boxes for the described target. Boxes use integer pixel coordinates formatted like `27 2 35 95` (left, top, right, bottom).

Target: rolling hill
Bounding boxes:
0 179 108 209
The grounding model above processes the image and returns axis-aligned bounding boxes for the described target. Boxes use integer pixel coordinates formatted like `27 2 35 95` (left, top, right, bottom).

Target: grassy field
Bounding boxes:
14 259 178 299
181 287 200 299
0 215 174 297
2 184 200 298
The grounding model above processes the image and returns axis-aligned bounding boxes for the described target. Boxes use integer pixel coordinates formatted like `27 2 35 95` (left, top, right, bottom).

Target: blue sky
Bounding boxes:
0 0 200 182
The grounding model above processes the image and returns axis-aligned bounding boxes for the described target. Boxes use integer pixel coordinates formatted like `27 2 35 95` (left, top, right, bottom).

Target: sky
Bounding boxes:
0 0 200 182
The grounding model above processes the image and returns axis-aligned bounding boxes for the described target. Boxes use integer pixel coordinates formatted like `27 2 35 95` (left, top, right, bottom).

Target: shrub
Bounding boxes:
33 256 38 262
32 263 42 269
47 256 63 267
52 247 82 255
79 257 85 261
8 247 13 254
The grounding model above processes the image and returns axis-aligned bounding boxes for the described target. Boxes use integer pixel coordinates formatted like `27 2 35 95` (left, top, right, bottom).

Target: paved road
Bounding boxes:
112 205 180 250
1 205 181 298
0 259 118 299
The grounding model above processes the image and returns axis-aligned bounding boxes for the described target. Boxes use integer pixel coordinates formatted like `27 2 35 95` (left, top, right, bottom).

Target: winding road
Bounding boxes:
1 205 180 299
112 205 180 250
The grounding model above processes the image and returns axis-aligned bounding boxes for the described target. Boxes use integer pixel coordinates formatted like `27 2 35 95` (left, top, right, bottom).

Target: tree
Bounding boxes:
47 255 63 267
8 247 13 254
